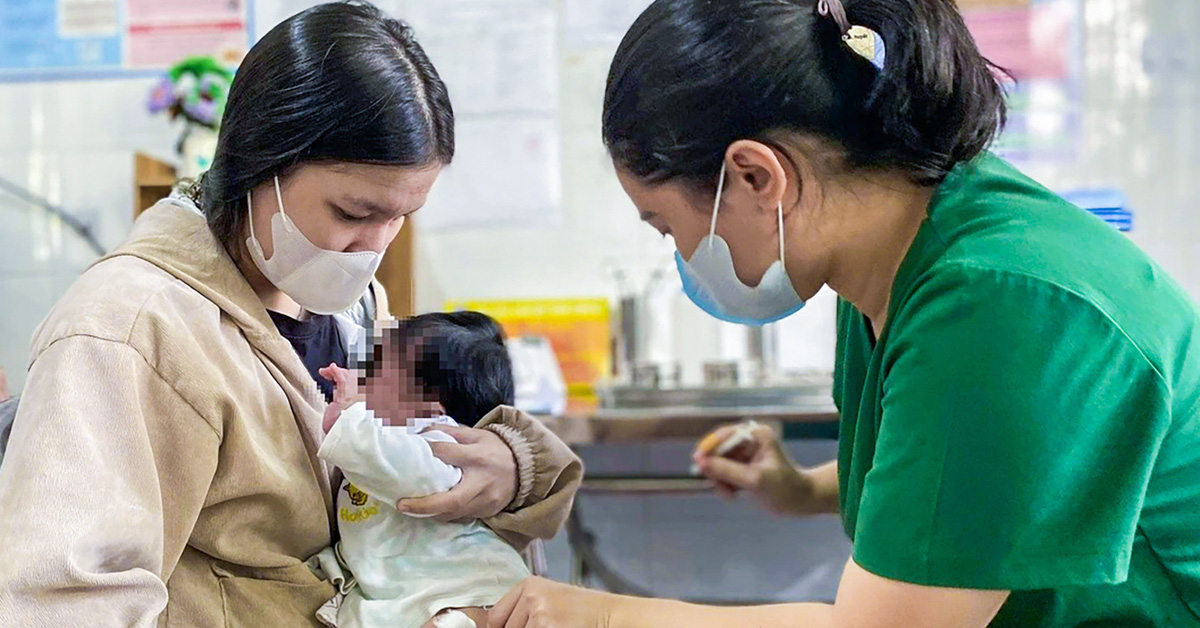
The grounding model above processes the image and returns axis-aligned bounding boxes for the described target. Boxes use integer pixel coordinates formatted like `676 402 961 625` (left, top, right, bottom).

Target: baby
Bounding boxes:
313 312 530 628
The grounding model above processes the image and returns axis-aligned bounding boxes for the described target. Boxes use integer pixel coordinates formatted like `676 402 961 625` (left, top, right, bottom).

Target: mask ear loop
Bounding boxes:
248 176 290 242
709 161 727 251
273 175 294 234
713 160 788 264
246 190 256 243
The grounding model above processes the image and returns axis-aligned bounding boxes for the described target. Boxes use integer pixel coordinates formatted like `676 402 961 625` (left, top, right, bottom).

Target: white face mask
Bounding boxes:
246 177 383 315
674 162 806 326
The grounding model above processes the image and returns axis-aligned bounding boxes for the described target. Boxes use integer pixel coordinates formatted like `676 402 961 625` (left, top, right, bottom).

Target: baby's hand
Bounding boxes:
322 399 343 434
319 363 360 404
319 363 363 433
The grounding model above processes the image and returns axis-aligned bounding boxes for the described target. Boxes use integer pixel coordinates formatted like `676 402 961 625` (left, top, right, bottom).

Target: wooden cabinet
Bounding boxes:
134 152 178 218
132 152 415 317
378 219 415 317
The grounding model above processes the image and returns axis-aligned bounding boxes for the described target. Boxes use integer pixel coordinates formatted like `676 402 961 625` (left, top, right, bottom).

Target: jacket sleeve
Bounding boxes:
0 336 220 626
477 406 583 551
318 402 462 504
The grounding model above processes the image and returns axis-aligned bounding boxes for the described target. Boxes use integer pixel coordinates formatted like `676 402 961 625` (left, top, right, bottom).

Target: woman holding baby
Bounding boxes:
0 4 580 626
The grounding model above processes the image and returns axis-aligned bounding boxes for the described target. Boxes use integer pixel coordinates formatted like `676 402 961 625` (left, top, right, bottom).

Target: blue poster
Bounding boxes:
0 0 122 77
0 0 253 81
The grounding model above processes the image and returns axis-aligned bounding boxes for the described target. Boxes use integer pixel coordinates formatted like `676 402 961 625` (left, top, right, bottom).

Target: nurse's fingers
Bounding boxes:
713 480 740 500
750 421 778 445
696 455 760 491
503 603 530 628
692 424 740 460
487 580 527 628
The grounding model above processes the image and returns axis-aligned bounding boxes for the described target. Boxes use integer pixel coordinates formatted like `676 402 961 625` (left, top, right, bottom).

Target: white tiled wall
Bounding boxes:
0 78 179 391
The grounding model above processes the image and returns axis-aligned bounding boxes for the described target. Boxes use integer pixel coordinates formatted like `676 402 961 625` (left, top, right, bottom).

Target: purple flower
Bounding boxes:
183 98 218 126
147 77 176 114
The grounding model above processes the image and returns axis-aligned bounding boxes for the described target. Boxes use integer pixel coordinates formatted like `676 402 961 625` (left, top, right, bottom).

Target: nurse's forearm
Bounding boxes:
608 597 835 628
800 459 840 515
602 557 1009 628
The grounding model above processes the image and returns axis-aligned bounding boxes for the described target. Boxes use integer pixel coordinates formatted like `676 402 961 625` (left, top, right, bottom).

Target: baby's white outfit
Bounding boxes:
314 402 530 628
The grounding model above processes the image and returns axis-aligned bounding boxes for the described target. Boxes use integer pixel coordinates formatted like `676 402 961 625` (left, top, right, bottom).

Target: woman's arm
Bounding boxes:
399 407 583 550
489 560 1008 628
477 407 583 547
0 336 220 626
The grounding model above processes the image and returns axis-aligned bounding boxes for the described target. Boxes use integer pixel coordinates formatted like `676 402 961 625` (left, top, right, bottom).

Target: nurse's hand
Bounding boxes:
0 367 9 401
398 425 519 521
693 423 835 516
487 577 614 628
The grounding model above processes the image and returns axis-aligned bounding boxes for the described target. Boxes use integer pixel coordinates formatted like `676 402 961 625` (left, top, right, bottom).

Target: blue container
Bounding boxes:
1060 188 1134 232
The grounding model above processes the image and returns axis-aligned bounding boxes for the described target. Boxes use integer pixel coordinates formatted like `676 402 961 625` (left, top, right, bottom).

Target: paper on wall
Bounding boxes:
562 0 653 48
404 0 557 116
417 116 562 232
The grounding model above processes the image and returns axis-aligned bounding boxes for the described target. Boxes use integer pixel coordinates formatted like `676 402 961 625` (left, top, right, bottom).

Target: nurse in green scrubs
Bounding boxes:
486 0 1200 626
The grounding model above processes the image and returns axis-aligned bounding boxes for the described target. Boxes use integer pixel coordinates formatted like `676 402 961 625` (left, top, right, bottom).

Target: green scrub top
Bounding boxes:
834 153 1200 626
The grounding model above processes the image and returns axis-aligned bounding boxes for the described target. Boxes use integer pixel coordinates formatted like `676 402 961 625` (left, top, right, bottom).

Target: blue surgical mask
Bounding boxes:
674 162 805 326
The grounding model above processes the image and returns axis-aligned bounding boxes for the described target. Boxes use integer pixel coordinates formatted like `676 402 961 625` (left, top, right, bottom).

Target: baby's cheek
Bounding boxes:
366 372 404 402
363 378 385 411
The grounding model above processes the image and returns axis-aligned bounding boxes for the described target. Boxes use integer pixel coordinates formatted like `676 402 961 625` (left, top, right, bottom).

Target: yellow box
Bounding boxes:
445 298 611 400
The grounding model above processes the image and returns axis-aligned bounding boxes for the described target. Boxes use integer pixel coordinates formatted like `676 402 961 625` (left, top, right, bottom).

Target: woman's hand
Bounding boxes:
0 366 10 401
398 424 519 521
693 422 834 516
488 577 615 628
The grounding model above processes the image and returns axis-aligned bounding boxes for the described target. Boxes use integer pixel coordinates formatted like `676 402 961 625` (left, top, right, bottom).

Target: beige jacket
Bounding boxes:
0 201 582 627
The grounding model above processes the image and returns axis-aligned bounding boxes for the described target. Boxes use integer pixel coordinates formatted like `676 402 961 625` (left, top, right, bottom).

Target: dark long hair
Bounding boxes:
602 0 1006 189
193 1 454 249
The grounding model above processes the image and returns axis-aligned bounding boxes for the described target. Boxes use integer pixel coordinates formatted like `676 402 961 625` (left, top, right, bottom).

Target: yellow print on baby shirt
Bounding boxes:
340 483 380 523
340 504 380 523
345 483 369 506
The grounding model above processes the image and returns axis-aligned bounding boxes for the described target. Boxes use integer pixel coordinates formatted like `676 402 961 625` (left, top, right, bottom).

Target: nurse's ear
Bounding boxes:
724 139 814 218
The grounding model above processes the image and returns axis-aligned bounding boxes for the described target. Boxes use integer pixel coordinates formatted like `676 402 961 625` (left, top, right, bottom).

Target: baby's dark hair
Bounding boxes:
369 311 514 426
